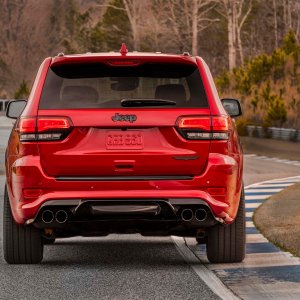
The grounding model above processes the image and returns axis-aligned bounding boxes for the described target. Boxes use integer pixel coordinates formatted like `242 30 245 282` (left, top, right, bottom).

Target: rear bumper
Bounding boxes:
7 153 242 225
31 198 219 237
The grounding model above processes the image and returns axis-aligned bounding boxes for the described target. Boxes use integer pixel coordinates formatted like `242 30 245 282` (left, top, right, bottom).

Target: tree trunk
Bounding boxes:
228 1 236 71
273 0 278 48
123 0 140 50
237 26 244 65
131 23 140 50
192 0 198 55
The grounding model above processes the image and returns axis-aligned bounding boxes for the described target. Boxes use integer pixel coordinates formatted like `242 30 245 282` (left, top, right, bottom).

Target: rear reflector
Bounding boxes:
207 187 226 195
177 116 229 140
23 189 42 198
18 117 72 141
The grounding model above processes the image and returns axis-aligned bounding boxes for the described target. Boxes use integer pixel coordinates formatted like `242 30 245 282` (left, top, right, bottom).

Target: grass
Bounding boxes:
253 182 300 257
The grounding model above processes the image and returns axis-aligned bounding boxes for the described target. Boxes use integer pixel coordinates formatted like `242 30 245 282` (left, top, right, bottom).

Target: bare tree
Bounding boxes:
273 0 278 48
218 0 252 70
155 0 218 55
281 0 300 40
122 0 145 49
98 0 146 50
236 0 252 64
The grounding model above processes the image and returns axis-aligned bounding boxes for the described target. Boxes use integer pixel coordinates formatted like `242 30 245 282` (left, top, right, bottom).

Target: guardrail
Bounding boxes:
247 126 300 142
0 99 9 112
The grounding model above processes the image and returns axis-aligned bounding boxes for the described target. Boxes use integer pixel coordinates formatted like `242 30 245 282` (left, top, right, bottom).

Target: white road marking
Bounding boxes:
172 236 239 300
246 221 255 227
245 203 262 208
245 195 270 200
205 253 300 270
250 183 293 188
246 234 268 243
246 188 283 193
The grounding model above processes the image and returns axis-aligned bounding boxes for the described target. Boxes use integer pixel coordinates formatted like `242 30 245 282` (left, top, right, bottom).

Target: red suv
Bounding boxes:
3 44 244 264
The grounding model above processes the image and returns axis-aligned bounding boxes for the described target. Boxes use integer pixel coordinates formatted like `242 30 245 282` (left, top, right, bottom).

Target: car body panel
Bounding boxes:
37 108 211 177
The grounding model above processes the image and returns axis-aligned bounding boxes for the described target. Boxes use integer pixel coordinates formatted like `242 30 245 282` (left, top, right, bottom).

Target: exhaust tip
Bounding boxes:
181 209 193 221
55 210 68 224
195 209 207 222
42 210 54 224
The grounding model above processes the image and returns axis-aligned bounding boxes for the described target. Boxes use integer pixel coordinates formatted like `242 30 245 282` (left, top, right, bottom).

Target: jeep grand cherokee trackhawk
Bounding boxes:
3 44 245 264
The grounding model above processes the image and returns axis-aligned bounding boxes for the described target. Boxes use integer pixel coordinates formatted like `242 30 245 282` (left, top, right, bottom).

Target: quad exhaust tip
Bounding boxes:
180 208 208 222
41 210 54 224
55 210 68 223
195 209 207 222
181 209 193 221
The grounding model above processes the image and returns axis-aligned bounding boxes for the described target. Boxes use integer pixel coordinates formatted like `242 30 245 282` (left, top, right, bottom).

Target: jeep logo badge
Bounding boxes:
112 113 137 123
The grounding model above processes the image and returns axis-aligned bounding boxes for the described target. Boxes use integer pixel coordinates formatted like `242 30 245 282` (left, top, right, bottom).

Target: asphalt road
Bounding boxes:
0 126 300 300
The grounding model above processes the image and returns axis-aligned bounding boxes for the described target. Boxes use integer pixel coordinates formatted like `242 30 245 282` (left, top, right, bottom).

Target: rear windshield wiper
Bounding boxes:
121 99 176 107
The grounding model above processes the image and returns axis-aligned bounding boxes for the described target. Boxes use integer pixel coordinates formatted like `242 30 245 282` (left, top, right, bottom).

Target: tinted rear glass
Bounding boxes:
39 63 208 109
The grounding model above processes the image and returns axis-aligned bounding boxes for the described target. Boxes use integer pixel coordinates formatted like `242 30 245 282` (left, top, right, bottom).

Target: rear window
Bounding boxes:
39 63 208 109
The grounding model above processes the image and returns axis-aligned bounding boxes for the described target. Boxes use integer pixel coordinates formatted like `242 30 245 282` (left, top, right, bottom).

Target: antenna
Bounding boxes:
120 43 128 55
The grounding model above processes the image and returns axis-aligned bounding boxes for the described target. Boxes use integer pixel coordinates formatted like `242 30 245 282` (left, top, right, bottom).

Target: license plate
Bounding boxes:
106 131 144 150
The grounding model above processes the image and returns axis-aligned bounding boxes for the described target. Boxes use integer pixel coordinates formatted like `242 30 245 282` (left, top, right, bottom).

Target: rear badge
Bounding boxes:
112 113 137 123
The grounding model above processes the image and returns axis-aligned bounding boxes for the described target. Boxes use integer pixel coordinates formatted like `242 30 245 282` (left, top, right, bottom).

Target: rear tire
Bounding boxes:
206 188 245 263
3 186 44 264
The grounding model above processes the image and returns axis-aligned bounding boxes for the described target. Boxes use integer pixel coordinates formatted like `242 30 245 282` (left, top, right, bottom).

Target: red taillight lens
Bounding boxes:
19 118 36 133
212 116 229 131
18 117 72 141
37 118 70 132
177 117 211 130
177 116 229 140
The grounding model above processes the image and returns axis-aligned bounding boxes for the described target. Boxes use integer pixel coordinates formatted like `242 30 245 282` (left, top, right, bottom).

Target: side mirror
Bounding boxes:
221 98 242 117
6 100 27 119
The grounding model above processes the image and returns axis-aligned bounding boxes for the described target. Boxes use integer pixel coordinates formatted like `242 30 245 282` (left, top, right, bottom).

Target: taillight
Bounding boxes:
176 116 229 140
17 117 72 141
37 118 70 132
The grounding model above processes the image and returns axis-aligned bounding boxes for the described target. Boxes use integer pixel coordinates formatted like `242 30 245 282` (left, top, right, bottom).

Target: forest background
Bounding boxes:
1 0 300 129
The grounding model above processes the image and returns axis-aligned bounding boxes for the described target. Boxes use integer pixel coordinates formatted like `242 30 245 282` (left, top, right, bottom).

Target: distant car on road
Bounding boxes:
3 44 244 264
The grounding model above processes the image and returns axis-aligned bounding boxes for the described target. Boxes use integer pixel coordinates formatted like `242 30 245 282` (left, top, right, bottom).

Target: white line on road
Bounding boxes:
246 221 255 227
172 236 240 300
245 195 271 200
245 202 261 208
246 188 283 193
